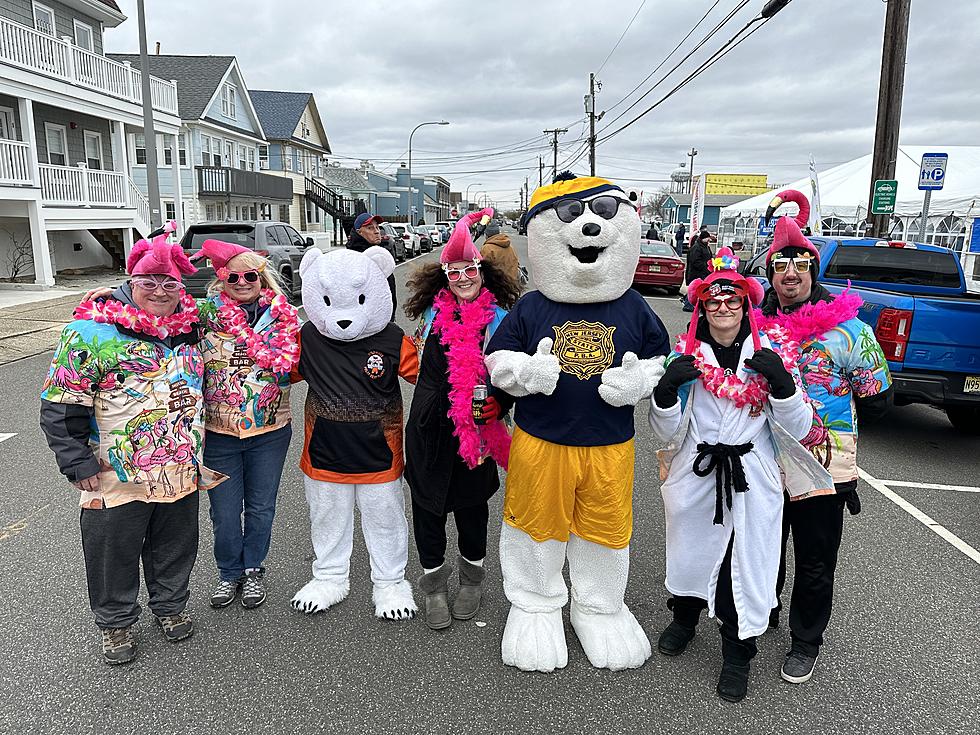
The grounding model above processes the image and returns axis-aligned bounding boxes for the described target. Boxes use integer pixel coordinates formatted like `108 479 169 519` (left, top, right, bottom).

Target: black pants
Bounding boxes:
80 492 200 629
411 499 489 570
670 537 757 666
774 493 846 657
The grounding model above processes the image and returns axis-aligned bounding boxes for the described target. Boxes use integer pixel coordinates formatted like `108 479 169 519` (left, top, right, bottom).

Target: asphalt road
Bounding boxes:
0 233 977 734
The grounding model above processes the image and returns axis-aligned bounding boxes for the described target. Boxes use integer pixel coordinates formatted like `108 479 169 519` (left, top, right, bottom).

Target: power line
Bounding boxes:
596 0 647 73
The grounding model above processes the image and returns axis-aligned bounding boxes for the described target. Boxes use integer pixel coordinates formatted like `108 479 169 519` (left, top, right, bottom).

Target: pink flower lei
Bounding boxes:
214 289 300 373
431 288 511 470
74 291 199 339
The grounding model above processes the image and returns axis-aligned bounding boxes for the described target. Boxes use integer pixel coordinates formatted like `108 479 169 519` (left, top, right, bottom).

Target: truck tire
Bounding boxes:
945 406 980 435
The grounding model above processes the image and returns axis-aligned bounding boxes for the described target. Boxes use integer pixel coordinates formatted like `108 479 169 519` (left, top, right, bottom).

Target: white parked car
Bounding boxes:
416 225 443 245
389 223 422 257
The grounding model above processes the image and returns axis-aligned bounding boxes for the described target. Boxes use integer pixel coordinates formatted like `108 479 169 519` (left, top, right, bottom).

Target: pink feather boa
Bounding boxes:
755 288 862 346
431 288 511 470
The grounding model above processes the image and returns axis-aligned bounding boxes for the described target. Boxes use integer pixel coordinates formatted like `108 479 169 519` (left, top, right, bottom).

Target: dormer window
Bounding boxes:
221 84 237 119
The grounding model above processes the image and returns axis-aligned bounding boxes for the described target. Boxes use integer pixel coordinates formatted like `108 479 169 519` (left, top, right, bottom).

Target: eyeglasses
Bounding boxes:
703 295 744 312
132 277 182 292
225 269 261 284
553 195 631 223
772 256 813 274
443 263 481 282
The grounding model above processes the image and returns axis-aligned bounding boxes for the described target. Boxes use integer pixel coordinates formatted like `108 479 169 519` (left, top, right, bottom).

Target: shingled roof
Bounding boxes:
249 90 331 153
321 166 375 193
107 54 235 120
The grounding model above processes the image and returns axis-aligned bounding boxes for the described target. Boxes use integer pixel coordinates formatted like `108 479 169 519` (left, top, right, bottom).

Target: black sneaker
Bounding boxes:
156 612 194 642
241 570 266 609
210 579 240 608
768 608 780 629
781 650 818 683
657 621 696 656
101 626 137 665
717 660 750 703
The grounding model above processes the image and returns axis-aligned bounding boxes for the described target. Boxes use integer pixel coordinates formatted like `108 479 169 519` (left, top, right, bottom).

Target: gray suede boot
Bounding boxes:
452 556 486 620
418 564 453 630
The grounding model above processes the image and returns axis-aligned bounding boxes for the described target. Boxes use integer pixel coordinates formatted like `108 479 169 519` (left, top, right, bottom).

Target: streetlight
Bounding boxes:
465 182 483 211
408 120 449 224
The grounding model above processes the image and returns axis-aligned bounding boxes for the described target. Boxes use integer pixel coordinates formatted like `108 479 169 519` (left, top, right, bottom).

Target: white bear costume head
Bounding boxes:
524 173 640 304
299 245 395 341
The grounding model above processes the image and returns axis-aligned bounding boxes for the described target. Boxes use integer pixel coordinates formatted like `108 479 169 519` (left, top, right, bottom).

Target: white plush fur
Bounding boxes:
373 580 417 620
487 337 561 397
299 246 395 342
525 192 641 304
598 353 667 408
292 578 350 614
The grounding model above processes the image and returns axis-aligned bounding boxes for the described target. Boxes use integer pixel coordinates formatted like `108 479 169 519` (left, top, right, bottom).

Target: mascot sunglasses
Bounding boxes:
552 195 632 223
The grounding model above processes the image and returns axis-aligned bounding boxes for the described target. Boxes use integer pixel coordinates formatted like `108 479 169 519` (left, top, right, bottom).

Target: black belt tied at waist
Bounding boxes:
693 442 754 525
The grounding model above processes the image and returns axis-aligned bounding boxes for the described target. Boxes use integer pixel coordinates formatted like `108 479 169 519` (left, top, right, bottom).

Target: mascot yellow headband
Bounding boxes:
524 174 625 226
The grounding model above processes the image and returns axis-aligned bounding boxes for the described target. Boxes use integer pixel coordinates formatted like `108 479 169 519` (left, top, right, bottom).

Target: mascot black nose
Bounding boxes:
337 319 352 329
581 222 601 237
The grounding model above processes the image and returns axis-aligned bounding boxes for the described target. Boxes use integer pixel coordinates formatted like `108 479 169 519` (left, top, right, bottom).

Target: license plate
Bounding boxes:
648 264 661 272
965 376 980 393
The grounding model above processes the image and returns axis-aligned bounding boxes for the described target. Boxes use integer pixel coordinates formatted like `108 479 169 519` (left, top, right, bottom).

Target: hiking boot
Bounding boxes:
781 649 818 684
418 564 453 630
657 620 696 656
210 579 240 608
156 612 194 642
717 660 751 703
241 570 267 610
101 626 137 665
452 557 486 620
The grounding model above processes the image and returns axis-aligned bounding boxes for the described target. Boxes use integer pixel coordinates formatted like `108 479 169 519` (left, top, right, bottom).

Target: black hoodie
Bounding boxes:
346 230 397 319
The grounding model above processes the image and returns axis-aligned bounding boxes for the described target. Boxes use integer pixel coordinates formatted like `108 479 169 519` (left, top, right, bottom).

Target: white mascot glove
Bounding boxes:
598 353 666 407
488 337 561 397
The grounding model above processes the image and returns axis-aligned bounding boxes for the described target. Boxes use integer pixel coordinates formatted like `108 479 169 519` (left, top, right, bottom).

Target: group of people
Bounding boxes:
38 179 891 706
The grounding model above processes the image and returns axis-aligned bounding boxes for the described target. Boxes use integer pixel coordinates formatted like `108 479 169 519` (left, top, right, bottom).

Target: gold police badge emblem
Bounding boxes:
552 320 617 380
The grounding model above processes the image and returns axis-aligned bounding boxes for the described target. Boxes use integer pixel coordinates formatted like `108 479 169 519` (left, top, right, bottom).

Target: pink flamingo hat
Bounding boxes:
189 239 252 271
683 246 765 355
127 233 196 280
764 189 819 265
441 207 494 264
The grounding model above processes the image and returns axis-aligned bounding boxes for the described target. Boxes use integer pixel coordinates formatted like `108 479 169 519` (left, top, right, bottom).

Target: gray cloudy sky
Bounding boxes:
108 0 978 209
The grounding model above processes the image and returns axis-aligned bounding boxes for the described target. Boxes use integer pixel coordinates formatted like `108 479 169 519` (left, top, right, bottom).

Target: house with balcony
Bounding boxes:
107 53 292 231
0 0 181 285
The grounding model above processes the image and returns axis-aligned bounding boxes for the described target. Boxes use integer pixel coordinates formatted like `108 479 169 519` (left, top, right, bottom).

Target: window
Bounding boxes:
246 147 256 171
284 146 293 172
224 140 234 169
296 150 304 175
0 107 17 140
178 134 187 166
825 245 961 289
33 2 55 36
258 145 269 170
238 144 247 171
73 20 94 51
162 134 187 166
132 133 147 165
278 204 290 222
164 201 176 221
202 135 222 167
205 204 216 220
221 84 237 119
283 226 303 246
44 123 67 166
83 131 102 170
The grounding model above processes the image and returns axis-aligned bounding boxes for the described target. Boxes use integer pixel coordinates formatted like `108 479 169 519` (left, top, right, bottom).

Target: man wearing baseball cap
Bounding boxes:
346 212 396 319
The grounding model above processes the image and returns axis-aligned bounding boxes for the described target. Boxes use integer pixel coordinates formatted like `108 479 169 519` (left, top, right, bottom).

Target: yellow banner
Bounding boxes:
703 173 769 195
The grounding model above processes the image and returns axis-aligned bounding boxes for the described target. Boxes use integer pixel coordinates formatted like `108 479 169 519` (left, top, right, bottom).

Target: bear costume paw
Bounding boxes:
501 606 568 673
291 578 350 614
373 580 417 620
570 601 652 671
598 353 666 407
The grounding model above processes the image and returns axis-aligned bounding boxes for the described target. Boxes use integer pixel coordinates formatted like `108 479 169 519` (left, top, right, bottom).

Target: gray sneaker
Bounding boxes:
156 612 194 642
241 570 266 609
210 579 240 608
101 626 137 665
781 650 818 683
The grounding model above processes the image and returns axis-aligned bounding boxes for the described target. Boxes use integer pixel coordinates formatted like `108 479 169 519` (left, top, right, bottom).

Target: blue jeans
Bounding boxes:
204 425 292 581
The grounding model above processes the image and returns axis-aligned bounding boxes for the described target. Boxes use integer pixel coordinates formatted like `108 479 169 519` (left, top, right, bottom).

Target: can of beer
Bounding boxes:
472 384 488 425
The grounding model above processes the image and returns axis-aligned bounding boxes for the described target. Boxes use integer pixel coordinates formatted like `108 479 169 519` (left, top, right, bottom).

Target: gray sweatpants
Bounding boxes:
80 492 200 629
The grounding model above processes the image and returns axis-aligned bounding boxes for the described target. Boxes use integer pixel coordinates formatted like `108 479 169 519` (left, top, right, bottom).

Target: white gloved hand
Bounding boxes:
487 337 562 397
598 353 666 407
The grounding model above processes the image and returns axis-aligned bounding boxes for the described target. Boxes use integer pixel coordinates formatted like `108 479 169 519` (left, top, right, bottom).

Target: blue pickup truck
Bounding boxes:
743 237 980 434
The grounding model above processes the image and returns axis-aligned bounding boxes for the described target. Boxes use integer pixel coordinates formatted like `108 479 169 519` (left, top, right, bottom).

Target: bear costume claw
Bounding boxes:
291 578 350 614
501 607 568 673
373 580 417 620
570 601 652 671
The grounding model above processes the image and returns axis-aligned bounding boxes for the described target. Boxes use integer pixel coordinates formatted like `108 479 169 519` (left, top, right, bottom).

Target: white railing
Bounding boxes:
0 16 178 115
0 139 32 185
40 164 127 207
128 177 151 233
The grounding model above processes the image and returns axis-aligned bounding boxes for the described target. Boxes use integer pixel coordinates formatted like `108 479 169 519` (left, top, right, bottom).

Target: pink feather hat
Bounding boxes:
764 189 819 265
189 238 251 271
441 207 494 264
683 246 765 355
127 233 197 280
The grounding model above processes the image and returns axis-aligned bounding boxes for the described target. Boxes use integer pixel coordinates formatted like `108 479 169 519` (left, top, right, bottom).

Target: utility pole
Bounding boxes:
587 73 601 176
524 176 529 213
538 156 544 187
137 0 162 228
543 127 568 181
866 0 911 239
687 147 698 194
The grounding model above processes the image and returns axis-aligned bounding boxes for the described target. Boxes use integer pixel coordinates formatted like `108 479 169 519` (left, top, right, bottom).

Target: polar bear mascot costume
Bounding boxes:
486 173 671 671
290 245 419 620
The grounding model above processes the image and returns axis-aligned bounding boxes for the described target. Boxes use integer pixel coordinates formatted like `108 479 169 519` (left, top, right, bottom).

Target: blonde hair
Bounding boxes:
207 250 285 297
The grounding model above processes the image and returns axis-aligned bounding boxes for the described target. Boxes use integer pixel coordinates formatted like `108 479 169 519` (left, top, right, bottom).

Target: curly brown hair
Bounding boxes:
403 259 523 320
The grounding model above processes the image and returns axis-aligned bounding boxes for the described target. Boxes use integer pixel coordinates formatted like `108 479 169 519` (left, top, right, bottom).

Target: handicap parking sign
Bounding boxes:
918 153 948 191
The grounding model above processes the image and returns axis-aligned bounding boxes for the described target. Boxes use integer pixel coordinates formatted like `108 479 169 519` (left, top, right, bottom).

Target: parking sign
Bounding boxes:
918 153 948 191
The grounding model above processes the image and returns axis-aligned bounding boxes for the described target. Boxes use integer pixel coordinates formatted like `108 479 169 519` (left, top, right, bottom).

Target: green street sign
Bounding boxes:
872 179 898 215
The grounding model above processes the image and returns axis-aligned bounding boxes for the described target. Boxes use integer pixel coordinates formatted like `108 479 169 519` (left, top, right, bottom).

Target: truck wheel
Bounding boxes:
945 406 980 435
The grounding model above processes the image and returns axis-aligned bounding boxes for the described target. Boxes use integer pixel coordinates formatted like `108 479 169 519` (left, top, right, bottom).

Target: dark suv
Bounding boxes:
379 222 407 262
180 221 313 301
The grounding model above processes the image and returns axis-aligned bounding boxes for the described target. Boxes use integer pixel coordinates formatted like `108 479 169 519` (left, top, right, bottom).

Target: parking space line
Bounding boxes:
859 468 980 565
878 480 980 494
0 433 16 443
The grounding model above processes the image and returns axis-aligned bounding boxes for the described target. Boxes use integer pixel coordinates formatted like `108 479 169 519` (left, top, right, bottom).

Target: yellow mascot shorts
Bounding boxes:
503 427 635 549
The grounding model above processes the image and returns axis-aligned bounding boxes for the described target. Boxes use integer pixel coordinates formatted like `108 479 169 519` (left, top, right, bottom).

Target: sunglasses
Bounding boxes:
225 269 261 284
132 277 182 292
443 263 480 282
772 256 812 274
703 295 744 312
554 195 631 223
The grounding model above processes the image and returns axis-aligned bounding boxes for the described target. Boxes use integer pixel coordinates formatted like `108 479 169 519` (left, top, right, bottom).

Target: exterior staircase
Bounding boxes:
305 177 361 234
90 228 127 271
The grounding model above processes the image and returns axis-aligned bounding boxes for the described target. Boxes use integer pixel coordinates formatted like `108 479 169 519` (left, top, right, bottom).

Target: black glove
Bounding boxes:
653 355 702 408
843 487 861 515
744 348 796 399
